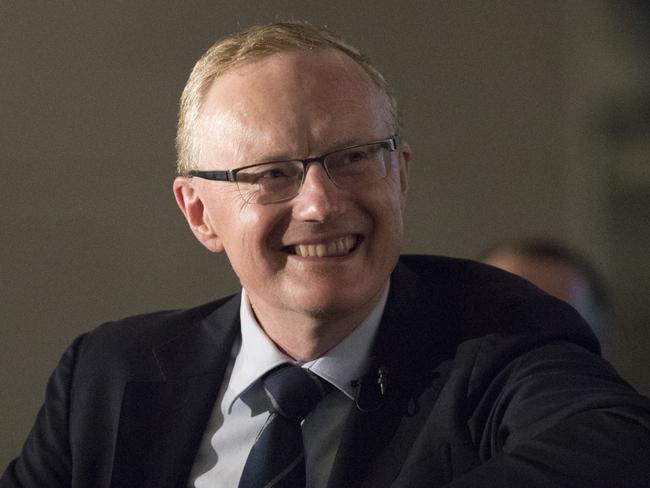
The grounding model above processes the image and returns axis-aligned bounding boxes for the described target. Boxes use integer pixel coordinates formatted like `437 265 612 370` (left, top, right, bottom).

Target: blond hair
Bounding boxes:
176 21 399 174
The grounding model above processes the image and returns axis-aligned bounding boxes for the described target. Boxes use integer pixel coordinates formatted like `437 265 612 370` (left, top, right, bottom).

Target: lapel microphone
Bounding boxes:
351 366 388 412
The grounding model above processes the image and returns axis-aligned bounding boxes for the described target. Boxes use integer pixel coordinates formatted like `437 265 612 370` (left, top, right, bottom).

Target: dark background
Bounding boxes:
2 1 649 466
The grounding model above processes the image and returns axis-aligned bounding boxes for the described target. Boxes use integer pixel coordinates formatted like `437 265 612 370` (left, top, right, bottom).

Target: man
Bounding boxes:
481 239 610 339
2 22 650 488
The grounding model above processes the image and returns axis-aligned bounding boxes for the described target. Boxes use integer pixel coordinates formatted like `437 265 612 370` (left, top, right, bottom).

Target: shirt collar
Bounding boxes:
228 284 389 409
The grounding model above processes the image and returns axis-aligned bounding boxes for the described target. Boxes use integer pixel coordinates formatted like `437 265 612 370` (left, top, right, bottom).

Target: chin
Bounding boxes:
291 287 378 319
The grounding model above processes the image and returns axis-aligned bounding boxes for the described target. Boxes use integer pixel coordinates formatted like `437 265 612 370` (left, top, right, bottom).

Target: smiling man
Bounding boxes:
173 46 408 362
3 22 650 488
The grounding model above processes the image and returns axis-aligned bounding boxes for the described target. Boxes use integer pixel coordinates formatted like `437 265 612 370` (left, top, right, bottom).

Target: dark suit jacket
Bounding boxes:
3 255 650 487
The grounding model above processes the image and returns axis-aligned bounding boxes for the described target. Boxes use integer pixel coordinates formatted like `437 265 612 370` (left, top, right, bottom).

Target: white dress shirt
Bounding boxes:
188 285 389 488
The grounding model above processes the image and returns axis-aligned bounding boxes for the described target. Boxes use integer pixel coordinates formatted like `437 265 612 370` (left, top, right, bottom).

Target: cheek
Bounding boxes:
220 206 258 249
225 204 288 257
379 188 406 242
360 189 404 249
376 177 406 219
200 192 251 248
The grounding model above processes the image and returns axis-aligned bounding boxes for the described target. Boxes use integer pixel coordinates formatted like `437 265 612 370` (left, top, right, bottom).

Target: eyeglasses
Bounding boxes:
188 136 399 204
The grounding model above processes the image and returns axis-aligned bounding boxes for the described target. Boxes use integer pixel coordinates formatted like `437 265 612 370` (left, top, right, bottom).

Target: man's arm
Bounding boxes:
451 341 650 487
0 336 83 487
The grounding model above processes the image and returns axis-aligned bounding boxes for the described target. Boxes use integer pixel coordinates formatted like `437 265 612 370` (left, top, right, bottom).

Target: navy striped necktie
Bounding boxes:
238 364 333 488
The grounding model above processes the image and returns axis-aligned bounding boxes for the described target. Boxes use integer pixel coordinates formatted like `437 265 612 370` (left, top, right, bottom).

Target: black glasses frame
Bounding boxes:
187 135 399 185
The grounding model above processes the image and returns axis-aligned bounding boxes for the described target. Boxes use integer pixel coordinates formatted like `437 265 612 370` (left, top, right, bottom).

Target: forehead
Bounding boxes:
196 49 391 164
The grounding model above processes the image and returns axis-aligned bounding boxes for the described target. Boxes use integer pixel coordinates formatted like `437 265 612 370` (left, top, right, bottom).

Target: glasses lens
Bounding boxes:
235 161 303 203
324 142 391 189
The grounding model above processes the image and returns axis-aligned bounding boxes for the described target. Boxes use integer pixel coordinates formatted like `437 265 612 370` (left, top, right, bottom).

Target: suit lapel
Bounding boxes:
110 295 241 488
327 261 458 488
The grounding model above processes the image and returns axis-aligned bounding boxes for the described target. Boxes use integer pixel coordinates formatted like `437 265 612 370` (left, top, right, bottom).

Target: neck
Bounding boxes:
262 314 359 361
246 289 386 362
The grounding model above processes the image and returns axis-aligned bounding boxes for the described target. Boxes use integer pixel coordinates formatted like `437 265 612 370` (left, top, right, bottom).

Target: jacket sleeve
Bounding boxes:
445 340 650 487
0 335 85 488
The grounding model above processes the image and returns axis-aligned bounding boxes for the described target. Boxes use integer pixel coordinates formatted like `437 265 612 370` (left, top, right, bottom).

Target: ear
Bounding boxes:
397 141 411 210
173 177 224 253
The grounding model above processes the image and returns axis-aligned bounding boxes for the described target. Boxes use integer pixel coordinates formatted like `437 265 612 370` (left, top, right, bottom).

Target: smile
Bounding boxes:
289 235 358 257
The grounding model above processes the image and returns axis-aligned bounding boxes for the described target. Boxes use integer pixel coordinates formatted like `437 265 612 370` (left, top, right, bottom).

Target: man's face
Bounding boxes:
174 49 410 325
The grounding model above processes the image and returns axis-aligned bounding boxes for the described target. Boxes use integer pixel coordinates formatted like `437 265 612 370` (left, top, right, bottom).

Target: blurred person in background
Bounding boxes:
481 238 610 340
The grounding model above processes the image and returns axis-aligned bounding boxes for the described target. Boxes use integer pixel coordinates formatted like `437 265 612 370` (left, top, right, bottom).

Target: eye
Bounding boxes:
328 149 369 170
344 149 369 164
238 162 301 184
328 144 383 171
258 167 292 179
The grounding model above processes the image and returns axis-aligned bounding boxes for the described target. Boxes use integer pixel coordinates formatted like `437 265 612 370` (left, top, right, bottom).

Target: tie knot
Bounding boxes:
262 365 332 422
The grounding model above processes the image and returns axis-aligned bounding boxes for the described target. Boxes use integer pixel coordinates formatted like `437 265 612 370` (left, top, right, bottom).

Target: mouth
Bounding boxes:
285 234 360 258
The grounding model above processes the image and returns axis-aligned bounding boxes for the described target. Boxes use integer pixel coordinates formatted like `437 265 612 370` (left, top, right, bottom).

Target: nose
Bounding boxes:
292 162 344 222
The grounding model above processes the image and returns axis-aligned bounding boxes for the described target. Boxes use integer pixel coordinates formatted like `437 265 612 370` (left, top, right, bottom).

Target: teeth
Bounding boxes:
336 239 345 253
316 244 326 257
293 236 357 257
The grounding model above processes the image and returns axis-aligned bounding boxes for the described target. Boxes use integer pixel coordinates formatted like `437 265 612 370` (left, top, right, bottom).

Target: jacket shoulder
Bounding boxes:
72 294 240 382
395 254 599 352
90 294 236 341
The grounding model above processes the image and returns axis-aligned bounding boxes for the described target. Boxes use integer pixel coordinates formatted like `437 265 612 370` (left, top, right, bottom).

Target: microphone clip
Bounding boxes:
351 366 388 413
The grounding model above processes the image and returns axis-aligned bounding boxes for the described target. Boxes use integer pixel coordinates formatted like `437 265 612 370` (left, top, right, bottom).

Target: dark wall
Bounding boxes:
2 0 648 467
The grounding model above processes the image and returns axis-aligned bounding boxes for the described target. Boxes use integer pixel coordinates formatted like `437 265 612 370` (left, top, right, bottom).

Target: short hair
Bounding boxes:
176 21 400 175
